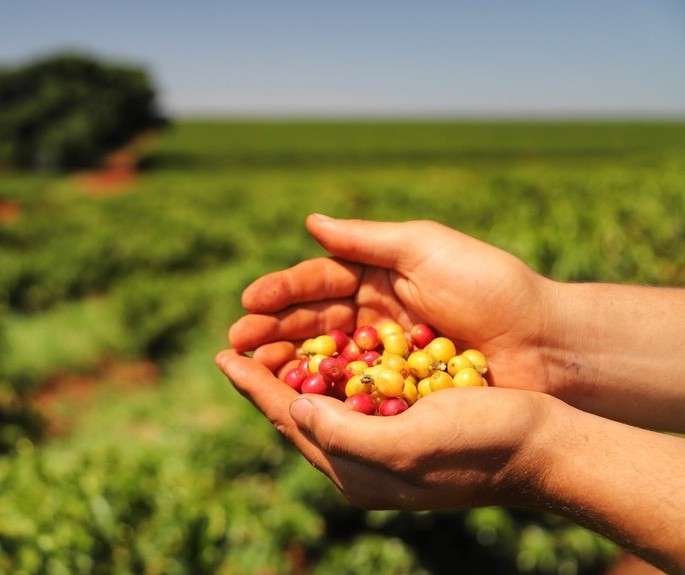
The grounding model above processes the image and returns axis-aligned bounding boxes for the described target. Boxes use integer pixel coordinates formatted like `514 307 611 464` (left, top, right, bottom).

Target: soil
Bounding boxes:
32 359 159 437
77 130 158 196
0 200 22 224
77 150 139 196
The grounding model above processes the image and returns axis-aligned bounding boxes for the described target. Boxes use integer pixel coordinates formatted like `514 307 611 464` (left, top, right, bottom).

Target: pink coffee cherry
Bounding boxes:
345 392 377 415
378 397 409 416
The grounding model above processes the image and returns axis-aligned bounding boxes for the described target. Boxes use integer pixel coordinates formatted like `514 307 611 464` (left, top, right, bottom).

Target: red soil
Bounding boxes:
77 150 139 196
77 130 158 196
0 200 22 224
32 359 159 437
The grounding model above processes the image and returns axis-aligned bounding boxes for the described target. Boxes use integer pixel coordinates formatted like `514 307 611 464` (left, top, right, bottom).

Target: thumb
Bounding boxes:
289 393 400 461
305 214 434 271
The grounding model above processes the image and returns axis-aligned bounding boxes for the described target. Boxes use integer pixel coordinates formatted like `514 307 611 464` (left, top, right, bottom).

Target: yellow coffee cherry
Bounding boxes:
417 377 433 397
447 354 473 376
429 370 454 392
345 360 369 376
300 338 315 356
407 350 434 379
362 365 383 378
380 353 409 377
374 368 406 397
309 334 337 357
461 349 488 375
308 354 327 373
381 332 411 357
345 374 374 397
377 321 405 340
425 337 457 364
453 367 485 387
402 375 419 405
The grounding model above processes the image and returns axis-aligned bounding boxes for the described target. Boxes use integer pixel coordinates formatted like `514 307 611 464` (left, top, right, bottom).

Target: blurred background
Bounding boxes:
1 1 684 574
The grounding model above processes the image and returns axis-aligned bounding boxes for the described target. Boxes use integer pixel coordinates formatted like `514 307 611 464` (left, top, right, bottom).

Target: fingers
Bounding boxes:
289 393 409 465
218 347 413 472
252 341 297 372
305 214 443 271
215 349 343 486
216 349 298 428
229 299 357 352
242 257 362 314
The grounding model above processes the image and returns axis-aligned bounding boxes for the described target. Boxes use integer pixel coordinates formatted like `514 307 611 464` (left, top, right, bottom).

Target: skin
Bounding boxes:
217 214 685 574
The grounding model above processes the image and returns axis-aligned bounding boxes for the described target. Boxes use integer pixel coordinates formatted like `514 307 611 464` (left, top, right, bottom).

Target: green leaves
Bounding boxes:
1 120 683 573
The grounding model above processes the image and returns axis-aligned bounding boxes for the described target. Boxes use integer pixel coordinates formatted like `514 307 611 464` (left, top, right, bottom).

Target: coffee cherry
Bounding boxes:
374 368 405 398
345 392 377 415
346 360 369 376
417 377 433 397
353 325 380 351
327 329 350 353
425 337 458 364
402 375 419 405
378 397 409 416
380 353 410 378
453 367 486 387
300 338 315 356
359 350 382 366
286 322 489 415
407 350 434 379
429 370 454 392
382 332 411 357
283 367 308 392
377 321 405 340
340 340 362 362
345 374 374 397
410 323 436 349
309 334 337 357
461 349 488 375
308 353 327 374
318 356 345 384
447 354 473 376
300 373 329 395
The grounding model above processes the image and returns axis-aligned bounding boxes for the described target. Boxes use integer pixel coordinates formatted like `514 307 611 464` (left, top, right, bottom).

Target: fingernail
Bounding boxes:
290 397 314 428
215 350 230 370
311 213 335 225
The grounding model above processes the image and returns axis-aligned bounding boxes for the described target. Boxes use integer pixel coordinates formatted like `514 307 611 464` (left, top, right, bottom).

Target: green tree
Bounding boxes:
0 52 167 171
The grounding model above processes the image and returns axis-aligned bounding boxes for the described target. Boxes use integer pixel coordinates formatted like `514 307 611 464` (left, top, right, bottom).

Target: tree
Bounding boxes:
0 52 167 171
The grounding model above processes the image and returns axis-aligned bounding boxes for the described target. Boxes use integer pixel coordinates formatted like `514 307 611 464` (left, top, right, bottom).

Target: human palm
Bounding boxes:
230 216 550 392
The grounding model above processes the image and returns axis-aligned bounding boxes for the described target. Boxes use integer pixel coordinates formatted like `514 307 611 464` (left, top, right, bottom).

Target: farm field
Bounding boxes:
1 119 684 574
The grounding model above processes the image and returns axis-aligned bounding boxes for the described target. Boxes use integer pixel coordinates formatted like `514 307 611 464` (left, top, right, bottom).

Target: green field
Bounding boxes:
1 119 684 574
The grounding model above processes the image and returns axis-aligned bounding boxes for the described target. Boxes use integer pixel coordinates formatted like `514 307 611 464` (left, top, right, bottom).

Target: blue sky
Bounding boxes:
2 0 684 118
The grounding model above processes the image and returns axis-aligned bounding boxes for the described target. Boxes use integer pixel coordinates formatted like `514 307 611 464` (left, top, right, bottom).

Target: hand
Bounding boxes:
216 347 550 511
218 215 685 571
229 214 553 393
216 345 685 572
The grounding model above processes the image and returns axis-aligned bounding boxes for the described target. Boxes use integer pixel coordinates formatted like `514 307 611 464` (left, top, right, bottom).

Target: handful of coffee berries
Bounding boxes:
281 322 488 416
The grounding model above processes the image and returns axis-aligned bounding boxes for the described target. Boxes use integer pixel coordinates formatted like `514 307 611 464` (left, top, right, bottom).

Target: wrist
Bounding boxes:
540 280 685 431
489 391 560 510
539 280 600 404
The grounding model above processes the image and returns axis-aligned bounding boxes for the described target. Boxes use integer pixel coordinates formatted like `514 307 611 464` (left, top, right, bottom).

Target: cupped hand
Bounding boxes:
229 214 553 392
216 347 551 511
